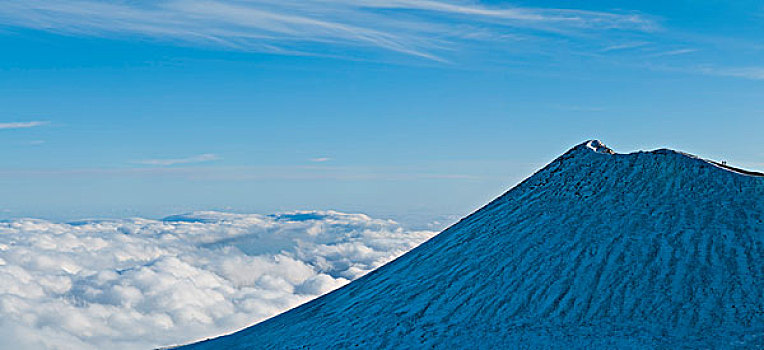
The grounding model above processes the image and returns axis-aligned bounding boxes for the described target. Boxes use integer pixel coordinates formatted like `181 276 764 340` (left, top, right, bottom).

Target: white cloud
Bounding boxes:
135 153 220 166
600 41 650 52
554 105 606 112
698 66 764 80
647 48 697 58
0 121 48 130
0 1 656 61
0 210 436 349
310 157 331 163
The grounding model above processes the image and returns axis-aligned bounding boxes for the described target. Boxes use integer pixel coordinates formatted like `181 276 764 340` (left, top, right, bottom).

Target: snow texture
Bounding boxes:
182 140 764 349
0 211 436 350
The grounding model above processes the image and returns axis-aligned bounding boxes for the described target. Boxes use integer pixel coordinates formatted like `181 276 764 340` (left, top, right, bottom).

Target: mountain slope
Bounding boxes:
181 140 764 349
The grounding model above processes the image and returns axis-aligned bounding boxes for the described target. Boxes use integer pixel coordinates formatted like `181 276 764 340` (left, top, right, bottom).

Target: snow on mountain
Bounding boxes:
0 211 436 350
182 140 764 349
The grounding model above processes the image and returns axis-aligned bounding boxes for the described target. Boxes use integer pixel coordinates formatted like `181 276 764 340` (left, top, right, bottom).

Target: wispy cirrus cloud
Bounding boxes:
697 66 764 80
310 157 331 163
647 48 697 58
0 0 656 61
135 153 220 166
600 41 650 52
0 121 49 129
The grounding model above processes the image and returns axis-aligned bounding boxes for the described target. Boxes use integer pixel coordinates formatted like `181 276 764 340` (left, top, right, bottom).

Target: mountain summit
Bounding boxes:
181 141 763 349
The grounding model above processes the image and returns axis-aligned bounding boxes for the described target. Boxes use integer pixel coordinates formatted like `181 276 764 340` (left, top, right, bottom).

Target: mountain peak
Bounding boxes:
181 141 764 350
583 139 615 154
561 140 762 179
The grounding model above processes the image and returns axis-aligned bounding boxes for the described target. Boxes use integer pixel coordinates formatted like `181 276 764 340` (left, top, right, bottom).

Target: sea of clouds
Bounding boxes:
0 211 437 350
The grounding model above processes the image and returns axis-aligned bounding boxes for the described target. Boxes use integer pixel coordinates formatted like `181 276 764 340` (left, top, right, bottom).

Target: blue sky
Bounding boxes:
1 0 763 225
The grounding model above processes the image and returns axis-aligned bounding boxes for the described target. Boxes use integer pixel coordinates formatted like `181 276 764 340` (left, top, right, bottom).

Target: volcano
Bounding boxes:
180 140 763 349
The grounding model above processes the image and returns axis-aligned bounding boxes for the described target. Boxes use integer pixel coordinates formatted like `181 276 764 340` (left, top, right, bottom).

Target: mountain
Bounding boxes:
179 140 763 349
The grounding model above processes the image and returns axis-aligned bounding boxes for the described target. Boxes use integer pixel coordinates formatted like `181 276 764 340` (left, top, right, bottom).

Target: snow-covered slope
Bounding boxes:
181 140 764 349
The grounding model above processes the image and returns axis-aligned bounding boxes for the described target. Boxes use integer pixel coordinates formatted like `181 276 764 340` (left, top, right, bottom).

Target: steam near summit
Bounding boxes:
182 140 763 349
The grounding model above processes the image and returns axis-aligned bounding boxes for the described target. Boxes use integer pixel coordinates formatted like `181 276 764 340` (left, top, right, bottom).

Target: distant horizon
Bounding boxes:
2 138 759 225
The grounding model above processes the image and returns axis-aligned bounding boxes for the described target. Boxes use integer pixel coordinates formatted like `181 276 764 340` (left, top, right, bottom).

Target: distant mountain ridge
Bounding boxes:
180 140 764 349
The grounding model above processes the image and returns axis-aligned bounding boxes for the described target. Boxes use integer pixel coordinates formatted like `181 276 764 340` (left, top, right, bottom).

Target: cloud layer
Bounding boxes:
0 0 654 61
0 210 437 349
